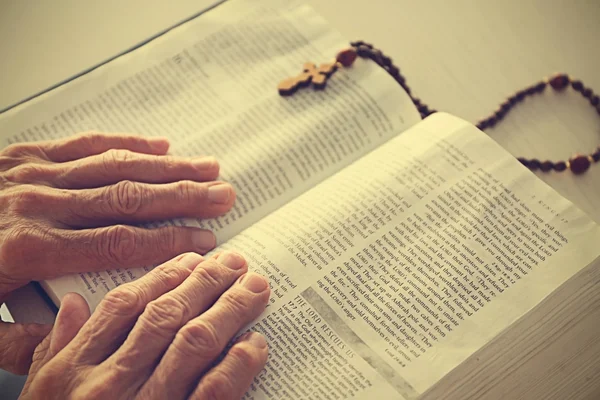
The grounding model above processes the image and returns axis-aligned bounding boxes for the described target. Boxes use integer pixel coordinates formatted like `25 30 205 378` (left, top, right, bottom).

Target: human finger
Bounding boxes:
56 180 234 227
53 150 219 189
40 132 170 162
191 332 268 400
68 253 204 364
138 272 269 399
106 252 249 391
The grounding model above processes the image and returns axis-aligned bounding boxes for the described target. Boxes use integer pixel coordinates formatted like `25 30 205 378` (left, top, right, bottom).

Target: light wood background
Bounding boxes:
1 0 599 399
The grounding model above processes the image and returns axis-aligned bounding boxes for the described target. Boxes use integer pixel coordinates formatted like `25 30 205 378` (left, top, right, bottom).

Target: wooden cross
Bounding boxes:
278 62 338 96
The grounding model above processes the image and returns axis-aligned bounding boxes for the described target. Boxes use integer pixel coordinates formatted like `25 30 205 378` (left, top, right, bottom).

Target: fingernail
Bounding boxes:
208 183 233 204
179 252 204 270
193 156 219 172
148 137 170 151
217 251 245 270
191 230 216 251
242 332 267 349
240 273 268 293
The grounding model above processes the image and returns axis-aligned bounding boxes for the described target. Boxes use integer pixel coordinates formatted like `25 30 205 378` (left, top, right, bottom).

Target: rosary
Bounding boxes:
277 41 600 175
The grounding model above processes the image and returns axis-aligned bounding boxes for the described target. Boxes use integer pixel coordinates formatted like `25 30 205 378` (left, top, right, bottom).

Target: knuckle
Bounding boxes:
107 180 144 216
192 260 228 290
95 225 137 265
220 290 253 318
198 371 236 400
0 225 42 265
8 186 52 214
142 296 188 332
77 131 105 147
229 343 263 370
175 180 197 202
102 149 133 172
176 320 222 358
6 164 53 183
153 262 192 288
2 143 31 157
100 285 145 315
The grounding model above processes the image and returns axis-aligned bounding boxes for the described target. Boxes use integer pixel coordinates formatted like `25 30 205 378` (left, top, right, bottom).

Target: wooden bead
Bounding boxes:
592 148 600 162
528 159 541 170
336 48 357 67
571 80 584 91
540 161 554 172
569 155 591 174
549 74 569 90
553 161 567 171
591 95 599 106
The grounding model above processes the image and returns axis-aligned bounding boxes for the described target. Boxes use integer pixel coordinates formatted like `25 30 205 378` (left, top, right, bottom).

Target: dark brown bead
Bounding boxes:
569 155 591 174
487 116 497 127
553 161 567 171
571 80 584 91
540 161 554 172
386 65 399 76
516 91 526 101
336 48 358 67
350 40 365 47
583 88 592 98
528 159 541 170
356 45 371 57
534 81 547 92
591 95 599 106
525 86 536 96
593 149 600 162
501 102 511 112
549 74 569 90
517 157 529 167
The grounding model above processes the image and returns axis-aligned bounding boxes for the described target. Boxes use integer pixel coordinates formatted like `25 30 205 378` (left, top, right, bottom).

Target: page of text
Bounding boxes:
212 113 600 399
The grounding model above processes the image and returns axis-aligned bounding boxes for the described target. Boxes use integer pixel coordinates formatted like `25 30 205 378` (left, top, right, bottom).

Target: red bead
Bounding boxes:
569 155 591 174
336 48 358 67
540 161 554 172
553 161 567 171
549 74 569 90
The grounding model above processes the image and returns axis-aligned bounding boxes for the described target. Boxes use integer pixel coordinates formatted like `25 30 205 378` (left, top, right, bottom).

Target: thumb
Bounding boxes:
48 292 91 358
21 293 91 397
0 320 51 375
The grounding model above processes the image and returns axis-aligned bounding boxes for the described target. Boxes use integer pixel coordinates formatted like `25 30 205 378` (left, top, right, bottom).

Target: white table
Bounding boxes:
1 1 599 398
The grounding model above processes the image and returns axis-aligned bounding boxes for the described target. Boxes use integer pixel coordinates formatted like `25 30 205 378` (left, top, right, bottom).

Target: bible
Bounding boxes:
1 0 599 399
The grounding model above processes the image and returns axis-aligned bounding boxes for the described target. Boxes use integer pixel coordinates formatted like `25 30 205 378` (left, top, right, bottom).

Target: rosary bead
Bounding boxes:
525 86 537 96
528 159 541 170
515 91 526 102
591 95 599 106
549 74 570 90
553 161 567 172
569 155 591 174
534 81 547 92
592 148 600 162
540 161 554 172
571 80 584 92
517 157 529 167
583 88 593 98
336 48 358 67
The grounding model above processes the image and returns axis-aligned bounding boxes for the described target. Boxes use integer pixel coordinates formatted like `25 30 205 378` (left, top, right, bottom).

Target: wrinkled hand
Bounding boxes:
0 132 236 374
20 251 270 400
0 132 236 300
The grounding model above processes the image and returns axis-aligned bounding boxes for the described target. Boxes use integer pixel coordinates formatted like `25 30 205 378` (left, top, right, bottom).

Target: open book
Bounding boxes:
2 0 600 398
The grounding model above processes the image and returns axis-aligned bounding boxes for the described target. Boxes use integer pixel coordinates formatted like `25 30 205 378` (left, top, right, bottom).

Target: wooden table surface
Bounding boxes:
1 1 599 398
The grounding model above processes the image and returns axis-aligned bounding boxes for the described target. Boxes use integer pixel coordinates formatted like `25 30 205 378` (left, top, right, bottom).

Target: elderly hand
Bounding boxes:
0 132 236 374
20 251 270 400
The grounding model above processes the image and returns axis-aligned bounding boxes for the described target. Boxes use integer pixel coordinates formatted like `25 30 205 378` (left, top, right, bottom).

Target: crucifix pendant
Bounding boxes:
277 48 358 96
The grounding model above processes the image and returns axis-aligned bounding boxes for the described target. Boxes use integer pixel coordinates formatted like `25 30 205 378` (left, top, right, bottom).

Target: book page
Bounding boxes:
212 113 600 399
0 0 419 305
